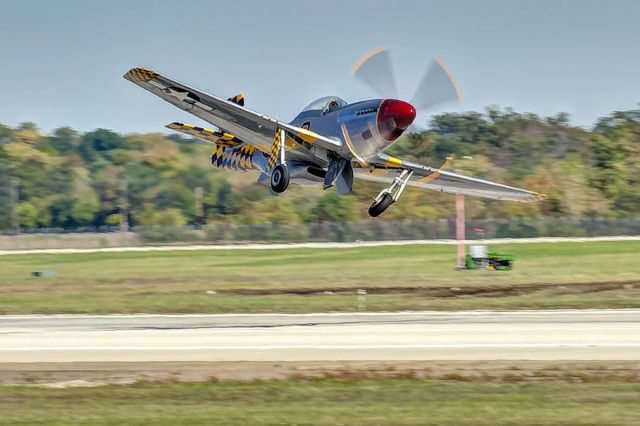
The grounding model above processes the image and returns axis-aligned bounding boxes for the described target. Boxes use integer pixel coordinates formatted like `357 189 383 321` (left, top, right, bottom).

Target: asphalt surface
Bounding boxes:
1 310 639 362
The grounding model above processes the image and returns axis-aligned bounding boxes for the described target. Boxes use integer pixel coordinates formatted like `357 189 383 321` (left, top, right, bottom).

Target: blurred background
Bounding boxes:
1 0 640 248
1 89 640 248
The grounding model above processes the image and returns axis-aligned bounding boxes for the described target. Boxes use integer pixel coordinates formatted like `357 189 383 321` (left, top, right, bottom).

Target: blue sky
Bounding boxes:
1 0 639 133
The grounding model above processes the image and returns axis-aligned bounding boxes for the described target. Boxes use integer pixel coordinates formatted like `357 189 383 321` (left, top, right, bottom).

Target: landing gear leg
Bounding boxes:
270 128 290 193
368 169 414 217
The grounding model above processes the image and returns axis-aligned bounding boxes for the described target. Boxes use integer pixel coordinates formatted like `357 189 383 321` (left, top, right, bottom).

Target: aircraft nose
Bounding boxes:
377 99 417 142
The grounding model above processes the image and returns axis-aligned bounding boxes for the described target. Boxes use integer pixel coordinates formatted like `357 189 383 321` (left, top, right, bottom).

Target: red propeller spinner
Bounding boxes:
377 99 416 142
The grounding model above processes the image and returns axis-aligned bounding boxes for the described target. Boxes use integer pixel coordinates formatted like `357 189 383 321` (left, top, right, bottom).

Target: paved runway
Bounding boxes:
1 310 639 362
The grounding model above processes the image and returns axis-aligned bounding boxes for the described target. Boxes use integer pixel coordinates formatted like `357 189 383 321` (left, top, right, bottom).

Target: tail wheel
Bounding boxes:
270 164 290 193
368 193 395 217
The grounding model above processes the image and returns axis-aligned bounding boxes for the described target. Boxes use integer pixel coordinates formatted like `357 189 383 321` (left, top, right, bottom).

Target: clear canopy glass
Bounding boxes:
301 96 348 112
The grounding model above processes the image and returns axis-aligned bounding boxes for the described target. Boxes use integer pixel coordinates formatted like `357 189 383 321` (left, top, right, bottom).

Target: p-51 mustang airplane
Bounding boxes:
123 66 544 217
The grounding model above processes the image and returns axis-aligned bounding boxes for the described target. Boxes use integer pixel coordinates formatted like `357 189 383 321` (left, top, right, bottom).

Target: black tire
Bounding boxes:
368 193 394 217
270 164 290 193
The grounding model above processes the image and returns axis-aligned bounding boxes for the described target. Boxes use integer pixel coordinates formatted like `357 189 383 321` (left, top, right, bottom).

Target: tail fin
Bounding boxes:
227 93 245 106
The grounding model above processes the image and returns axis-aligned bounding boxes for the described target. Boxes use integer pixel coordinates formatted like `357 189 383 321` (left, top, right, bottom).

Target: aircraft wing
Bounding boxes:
355 153 545 202
123 67 342 154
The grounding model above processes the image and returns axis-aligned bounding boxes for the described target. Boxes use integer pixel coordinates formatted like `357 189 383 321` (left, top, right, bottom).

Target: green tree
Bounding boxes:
79 129 126 165
71 191 99 226
250 197 301 224
142 208 188 226
17 202 38 228
589 134 628 200
49 127 80 154
311 192 358 222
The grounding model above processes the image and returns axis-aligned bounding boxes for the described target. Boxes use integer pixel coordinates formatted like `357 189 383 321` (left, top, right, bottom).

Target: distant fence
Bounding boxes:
140 217 640 243
1 217 640 250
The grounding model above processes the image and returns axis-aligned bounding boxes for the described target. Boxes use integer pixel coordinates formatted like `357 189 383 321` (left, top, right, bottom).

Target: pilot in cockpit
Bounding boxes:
323 98 340 115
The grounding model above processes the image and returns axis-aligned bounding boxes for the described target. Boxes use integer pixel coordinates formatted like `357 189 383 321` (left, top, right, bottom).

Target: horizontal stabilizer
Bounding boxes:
166 122 241 147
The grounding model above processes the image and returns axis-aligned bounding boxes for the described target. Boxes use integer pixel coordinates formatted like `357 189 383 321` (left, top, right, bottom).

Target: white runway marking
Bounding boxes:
4 308 640 319
2 343 640 351
1 235 639 255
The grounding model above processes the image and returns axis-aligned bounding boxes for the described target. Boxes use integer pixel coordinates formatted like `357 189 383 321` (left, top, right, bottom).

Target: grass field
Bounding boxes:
1 379 639 425
1 241 639 314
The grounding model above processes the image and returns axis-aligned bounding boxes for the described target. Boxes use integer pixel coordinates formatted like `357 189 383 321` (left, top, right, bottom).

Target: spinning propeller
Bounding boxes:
351 45 462 128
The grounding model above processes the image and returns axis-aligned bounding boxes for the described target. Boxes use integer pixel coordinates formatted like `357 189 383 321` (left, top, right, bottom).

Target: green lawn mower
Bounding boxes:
464 245 514 271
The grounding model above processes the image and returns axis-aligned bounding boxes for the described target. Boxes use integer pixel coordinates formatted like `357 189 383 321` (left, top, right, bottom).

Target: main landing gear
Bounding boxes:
270 127 290 193
270 164 290 193
368 169 414 217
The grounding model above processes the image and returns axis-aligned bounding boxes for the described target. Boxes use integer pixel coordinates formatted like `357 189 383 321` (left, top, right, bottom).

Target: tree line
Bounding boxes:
0 105 638 231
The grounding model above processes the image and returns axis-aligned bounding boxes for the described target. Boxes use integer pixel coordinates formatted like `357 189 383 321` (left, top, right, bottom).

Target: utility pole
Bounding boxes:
454 156 472 269
119 177 128 233
455 193 465 268
10 178 19 235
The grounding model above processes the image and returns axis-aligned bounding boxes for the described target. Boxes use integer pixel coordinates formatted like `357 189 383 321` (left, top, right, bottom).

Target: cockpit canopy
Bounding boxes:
301 96 348 114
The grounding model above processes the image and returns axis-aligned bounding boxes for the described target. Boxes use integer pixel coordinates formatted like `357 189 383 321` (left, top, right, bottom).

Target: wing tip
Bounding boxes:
535 192 547 201
525 191 547 202
166 122 186 130
123 66 159 83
